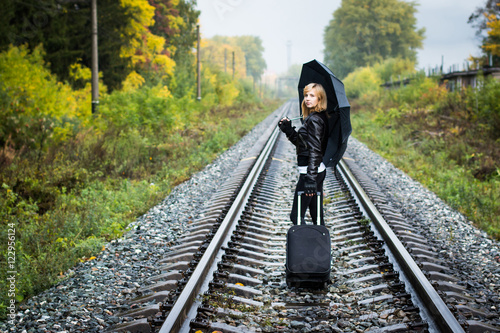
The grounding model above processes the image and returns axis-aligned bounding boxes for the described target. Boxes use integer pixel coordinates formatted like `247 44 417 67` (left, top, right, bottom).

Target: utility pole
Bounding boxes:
232 51 235 80
91 0 99 114
196 25 201 101
287 40 292 71
224 48 227 73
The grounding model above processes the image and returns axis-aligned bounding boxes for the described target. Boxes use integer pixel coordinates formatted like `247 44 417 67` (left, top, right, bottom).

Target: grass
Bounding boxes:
351 100 499 239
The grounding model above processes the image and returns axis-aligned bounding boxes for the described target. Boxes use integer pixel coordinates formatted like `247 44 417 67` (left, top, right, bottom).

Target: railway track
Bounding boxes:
108 100 500 333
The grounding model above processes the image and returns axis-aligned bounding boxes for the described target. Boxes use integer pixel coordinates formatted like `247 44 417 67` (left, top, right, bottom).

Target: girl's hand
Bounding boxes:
304 180 316 196
278 117 290 127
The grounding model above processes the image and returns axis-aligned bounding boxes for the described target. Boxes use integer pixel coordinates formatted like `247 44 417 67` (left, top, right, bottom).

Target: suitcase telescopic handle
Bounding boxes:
296 191 322 225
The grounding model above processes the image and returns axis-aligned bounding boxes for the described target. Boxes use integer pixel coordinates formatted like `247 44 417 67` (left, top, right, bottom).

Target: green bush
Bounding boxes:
385 76 448 111
373 57 416 83
343 66 381 99
343 58 416 99
98 85 176 133
465 76 500 139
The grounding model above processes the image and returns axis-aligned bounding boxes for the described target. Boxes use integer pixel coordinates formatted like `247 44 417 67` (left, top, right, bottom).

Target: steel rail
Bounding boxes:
338 159 465 333
158 116 283 333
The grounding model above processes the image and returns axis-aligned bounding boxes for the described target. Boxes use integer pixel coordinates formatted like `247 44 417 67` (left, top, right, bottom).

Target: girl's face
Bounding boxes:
304 89 319 109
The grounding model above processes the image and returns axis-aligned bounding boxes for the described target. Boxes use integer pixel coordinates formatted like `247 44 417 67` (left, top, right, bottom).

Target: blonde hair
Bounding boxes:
301 83 327 118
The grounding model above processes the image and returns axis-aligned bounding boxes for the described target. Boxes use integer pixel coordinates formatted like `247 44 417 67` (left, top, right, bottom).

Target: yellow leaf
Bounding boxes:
155 85 172 99
122 71 145 92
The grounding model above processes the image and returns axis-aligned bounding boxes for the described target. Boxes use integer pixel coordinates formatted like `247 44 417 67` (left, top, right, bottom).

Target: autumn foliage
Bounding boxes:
483 5 500 57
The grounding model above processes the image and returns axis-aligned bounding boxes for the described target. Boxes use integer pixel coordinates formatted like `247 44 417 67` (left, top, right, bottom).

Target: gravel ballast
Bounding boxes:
345 138 500 310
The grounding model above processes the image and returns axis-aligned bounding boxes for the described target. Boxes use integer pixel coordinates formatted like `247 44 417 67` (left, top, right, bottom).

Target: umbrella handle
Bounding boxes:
277 116 302 128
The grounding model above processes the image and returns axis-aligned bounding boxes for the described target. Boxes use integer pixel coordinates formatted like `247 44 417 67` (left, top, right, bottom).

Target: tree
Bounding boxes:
484 9 500 57
323 0 425 78
0 0 135 90
468 0 500 35
201 38 247 79
152 0 200 96
212 36 266 83
0 0 199 91
232 36 266 83
469 1 500 60
168 0 200 64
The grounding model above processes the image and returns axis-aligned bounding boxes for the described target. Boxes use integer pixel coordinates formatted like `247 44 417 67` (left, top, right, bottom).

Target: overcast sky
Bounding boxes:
196 0 484 76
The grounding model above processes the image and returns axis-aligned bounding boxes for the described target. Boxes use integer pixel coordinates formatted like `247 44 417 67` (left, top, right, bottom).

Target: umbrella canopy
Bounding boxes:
298 59 352 167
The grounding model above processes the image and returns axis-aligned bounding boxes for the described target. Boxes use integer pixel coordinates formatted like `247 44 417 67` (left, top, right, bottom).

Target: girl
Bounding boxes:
279 83 330 226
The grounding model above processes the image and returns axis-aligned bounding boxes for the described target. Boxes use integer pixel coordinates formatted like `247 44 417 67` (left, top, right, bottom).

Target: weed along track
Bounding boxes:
102 101 500 333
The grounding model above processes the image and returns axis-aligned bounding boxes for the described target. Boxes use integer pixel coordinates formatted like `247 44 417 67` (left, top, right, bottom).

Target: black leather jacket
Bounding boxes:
284 111 328 183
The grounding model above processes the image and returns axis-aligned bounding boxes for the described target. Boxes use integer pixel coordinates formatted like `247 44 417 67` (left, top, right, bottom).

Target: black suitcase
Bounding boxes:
286 192 331 288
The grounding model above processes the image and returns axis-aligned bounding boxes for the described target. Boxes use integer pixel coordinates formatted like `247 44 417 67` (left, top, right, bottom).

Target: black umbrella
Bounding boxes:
298 59 352 167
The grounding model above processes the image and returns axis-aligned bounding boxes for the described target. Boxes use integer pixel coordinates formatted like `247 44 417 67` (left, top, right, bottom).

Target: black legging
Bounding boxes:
290 170 326 225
